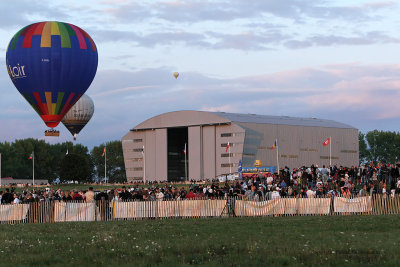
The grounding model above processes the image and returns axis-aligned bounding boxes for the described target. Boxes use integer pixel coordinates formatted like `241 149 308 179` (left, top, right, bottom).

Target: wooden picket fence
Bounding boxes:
0 194 400 224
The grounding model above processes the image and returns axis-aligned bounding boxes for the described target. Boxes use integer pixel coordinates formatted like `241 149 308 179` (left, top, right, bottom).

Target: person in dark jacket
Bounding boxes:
119 186 132 201
1 188 13 204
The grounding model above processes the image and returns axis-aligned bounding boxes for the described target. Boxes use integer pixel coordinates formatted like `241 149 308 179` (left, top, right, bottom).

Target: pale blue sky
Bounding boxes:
1 0 400 147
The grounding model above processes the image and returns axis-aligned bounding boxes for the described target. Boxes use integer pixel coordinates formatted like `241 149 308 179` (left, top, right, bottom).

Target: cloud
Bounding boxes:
101 0 393 23
2 47 400 146
0 0 69 29
285 31 400 49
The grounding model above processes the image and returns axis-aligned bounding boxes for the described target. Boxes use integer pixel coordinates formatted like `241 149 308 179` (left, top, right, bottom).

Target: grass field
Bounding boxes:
0 215 399 266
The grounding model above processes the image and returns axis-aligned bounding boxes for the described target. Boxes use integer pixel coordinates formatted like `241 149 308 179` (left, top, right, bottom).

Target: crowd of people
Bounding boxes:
1 162 400 204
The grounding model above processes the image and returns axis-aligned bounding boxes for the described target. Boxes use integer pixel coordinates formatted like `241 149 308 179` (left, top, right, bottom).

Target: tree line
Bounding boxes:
0 139 126 183
359 130 400 164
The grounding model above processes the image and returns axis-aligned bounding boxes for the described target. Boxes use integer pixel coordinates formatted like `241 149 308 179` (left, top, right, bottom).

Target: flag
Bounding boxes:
184 143 187 155
102 147 106 157
28 152 33 160
272 139 278 149
323 137 330 146
226 142 230 152
141 146 145 154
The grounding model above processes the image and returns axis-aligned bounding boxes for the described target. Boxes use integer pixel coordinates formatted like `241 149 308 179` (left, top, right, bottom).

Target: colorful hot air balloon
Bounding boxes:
173 72 179 79
6 21 98 128
62 94 94 140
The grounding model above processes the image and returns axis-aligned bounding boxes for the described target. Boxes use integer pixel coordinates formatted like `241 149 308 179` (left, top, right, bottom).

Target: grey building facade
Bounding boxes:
122 110 358 182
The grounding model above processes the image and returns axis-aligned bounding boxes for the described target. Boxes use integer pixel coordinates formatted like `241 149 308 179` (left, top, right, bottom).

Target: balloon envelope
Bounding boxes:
173 72 179 79
6 21 98 128
62 94 94 137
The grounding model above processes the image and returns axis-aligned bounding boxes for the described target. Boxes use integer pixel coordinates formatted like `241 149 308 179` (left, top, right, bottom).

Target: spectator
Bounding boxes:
85 187 95 203
306 186 315 198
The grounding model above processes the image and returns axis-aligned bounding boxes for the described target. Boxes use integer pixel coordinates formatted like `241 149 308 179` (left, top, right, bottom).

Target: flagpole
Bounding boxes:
184 143 188 181
276 139 280 175
143 145 146 184
104 146 107 184
0 153 2 188
32 151 35 186
228 142 232 175
329 136 332 168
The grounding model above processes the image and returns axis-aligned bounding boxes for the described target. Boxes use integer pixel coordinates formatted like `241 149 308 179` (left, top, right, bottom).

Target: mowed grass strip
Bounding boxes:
0 215 399 266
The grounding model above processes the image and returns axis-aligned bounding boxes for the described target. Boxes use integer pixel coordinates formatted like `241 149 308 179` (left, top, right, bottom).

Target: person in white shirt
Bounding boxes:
12 193 20 204
156 189 164 201
271 187 281 199
306 187 316 198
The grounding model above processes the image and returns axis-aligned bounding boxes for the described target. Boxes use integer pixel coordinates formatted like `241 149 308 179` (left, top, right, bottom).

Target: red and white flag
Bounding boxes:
323 137 330 146
226 142 230 152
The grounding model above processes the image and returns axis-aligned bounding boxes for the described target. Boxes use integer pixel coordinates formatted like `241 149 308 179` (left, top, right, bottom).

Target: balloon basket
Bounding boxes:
45 129 60 137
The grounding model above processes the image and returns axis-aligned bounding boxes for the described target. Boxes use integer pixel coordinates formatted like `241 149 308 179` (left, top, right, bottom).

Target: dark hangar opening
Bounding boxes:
167 127 188 181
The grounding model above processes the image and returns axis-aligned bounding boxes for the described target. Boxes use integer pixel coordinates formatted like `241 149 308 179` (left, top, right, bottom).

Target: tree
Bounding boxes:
365 130 400 164
0 139 95 182
59 154 91 182
91 141 126 183
358 132 369 164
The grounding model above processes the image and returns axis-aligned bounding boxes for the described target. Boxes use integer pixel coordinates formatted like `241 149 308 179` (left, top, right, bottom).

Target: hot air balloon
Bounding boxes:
6 21 98 135
62 94 94 140
173 72 179 79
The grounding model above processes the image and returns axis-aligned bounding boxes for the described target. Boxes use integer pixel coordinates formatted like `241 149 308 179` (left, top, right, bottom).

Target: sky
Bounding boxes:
1 0 400 148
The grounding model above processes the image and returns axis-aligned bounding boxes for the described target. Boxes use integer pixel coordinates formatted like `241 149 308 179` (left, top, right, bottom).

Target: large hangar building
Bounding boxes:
122 110 358 182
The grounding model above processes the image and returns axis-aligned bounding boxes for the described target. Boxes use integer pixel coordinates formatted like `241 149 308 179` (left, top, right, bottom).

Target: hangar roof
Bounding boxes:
132 110 356 130
211 112 356 129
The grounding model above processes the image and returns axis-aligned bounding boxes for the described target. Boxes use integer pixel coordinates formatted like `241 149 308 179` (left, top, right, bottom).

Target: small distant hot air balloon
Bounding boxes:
173 72 179 79
62 94 94 141
5 21 98 135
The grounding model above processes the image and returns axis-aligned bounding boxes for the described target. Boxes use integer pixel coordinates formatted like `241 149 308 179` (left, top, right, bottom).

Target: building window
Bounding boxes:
221 163 238 167
341 150 357 153
300 148 318 152
133 139 143 143
221 132 244 137
133 177 143 180
243 153 255 157
125 158 142 162
221 153 242 157
320 156 339 160
133 148 144 152
133 167 143 171
281 155 299 158
221 143 236 147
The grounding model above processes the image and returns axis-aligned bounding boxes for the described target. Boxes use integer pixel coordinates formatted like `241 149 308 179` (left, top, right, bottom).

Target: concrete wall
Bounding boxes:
215 124 245 176
188 126 201 180
202 126 216 180
155 129 167 181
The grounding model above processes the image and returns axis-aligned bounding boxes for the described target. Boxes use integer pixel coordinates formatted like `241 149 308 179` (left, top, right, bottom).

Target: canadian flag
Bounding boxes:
323 137 330 146
226 142 230 152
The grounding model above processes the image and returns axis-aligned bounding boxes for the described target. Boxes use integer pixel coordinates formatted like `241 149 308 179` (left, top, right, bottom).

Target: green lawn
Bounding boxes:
0 215 399 266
